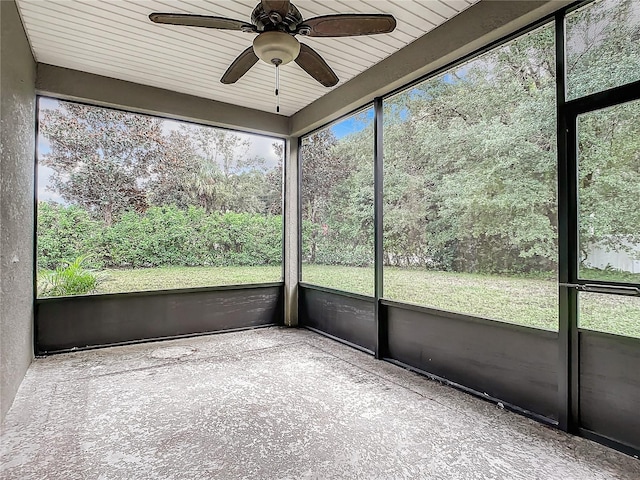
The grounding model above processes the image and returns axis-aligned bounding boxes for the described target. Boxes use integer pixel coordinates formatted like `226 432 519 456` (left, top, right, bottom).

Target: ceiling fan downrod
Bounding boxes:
274 59 281 113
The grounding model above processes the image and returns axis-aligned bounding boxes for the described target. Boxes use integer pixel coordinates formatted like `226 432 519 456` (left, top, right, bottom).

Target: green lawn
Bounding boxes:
305 265 558 329
79 264 640 338
97 265 283 293
303 265 640 337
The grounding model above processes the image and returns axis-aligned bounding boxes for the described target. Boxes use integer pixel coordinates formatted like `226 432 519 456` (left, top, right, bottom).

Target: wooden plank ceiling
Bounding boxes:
17 0 478 116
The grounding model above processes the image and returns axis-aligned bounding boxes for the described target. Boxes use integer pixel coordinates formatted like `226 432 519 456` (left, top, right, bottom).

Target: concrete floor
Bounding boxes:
1 327 639 479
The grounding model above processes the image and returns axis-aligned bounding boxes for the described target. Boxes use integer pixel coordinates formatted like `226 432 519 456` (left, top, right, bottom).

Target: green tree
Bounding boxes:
300 128 348 262
577 101 640 262
40 102 164 225
146 129 201 208
566 0 640 99
374 2 639 275
264 142 284 215
380 23 558 273
321 123 374 266
190 126 269 213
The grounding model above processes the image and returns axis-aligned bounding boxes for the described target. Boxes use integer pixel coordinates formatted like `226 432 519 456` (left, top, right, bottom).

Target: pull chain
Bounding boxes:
275 64 280 113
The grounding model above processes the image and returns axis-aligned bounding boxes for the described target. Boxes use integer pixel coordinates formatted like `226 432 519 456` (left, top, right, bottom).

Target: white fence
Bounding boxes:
585 239 640 274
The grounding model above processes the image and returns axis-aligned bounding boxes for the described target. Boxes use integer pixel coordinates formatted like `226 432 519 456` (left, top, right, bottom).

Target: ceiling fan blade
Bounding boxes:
221 46 259 84
149 13 253 31
301 14 396 37
261 1 290 19
295 43 339 87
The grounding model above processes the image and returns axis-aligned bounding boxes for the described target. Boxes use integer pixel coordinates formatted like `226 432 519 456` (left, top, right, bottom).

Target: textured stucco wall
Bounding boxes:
1 0 36 421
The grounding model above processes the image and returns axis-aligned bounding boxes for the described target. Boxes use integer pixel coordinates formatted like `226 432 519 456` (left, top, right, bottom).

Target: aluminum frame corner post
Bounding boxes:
284 135 299 326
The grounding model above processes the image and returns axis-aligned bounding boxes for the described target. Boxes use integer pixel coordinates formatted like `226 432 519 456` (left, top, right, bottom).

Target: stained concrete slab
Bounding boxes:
1 327 639 479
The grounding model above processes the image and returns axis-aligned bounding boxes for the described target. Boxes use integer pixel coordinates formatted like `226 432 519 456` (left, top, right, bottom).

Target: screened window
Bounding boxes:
382 23 559 330
300 108 375 296
579 292 640 338
577 100 640 286
37 98 283 297
566 0 640 100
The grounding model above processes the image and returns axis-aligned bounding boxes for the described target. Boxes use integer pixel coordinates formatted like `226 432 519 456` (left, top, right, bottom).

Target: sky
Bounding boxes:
330 107 374 139
35 99 58 203
326 61 471 139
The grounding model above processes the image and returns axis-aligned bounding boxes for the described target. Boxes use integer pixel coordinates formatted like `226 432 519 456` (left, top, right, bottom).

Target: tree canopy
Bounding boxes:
300 0 640 275
40 103 284 226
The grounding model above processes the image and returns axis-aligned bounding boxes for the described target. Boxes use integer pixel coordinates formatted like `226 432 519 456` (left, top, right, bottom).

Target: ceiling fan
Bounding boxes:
149 0 397 89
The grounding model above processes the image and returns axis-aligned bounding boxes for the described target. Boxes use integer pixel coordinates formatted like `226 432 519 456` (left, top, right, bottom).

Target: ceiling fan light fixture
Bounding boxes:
253 31 300 65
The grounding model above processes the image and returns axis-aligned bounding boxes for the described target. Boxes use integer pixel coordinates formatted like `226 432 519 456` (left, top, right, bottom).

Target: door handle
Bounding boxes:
559 283 640 297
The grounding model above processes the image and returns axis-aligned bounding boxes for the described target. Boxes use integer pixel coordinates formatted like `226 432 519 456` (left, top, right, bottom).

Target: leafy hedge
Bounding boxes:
38 203 283 269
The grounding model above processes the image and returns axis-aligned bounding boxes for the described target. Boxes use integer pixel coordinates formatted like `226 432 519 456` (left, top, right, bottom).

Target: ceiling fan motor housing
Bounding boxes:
251 2 302 31
253 31 301 65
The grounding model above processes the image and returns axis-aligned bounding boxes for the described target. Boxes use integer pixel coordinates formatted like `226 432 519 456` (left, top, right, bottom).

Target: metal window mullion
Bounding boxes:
374 97 386 360
297 137 303 283
281 137 287 288
556 11 579 433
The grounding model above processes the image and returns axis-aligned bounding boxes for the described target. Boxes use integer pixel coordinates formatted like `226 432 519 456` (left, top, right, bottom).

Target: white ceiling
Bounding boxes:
17 0 479 116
